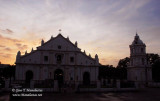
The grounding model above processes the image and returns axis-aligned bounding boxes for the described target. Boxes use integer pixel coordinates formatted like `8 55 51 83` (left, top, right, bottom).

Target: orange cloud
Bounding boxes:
15 43 28 50
0 34 21 43
0 33 41 65
0 45 5 47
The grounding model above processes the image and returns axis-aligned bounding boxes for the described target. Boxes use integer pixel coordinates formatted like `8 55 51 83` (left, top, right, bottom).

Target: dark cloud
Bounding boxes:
0 53 11 58
0 45 5 47
0 28 13 35
3 54 11 58
15 43 28 50
16 43 21 47
4 47 11 51
0 34 21 42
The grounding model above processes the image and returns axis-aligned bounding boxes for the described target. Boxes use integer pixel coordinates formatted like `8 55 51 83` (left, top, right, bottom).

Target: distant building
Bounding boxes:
15 33 99 87
127 33 152 86
0 64 10 78
0 64 10 69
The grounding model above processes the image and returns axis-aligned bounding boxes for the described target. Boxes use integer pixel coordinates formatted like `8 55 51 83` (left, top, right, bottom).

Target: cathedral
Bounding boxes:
15 33 99 87
15 31 152 88
127 33 152 86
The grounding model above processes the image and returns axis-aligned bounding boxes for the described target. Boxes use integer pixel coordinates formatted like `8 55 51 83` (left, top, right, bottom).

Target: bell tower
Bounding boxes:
127 33 152 86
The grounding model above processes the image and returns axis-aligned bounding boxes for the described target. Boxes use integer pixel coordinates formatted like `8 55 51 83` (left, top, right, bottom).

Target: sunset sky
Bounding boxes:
0 0 160 66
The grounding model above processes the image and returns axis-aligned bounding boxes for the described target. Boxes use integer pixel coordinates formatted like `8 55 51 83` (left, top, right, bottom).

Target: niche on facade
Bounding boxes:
55 53 64 64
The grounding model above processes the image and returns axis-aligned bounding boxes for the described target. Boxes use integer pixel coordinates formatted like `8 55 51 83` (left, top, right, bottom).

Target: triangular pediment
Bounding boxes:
37 34 80 51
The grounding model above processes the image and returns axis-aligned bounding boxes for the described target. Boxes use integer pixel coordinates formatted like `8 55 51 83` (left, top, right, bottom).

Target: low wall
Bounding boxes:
79 88 137 92
148 82 160 87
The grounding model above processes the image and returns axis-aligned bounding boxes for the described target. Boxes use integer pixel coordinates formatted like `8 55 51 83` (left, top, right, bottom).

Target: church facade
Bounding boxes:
15 33 99 86
127 33 152 86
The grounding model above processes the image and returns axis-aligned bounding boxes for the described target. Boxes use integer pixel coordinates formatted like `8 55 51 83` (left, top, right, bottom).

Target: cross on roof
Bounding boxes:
59 29 61 33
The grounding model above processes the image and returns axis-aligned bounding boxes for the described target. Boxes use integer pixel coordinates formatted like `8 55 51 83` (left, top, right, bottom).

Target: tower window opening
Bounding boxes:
58 45 61 49
44 56 48 62
141 48 144 53
135 41 137 44
70 57 74 62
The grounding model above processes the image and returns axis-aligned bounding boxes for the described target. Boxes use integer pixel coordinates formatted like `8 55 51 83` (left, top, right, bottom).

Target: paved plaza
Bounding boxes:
0 88 160 101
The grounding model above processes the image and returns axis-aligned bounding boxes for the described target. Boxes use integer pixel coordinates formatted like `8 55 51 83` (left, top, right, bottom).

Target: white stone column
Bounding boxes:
54 80 58 92
97 80 101 89
5 79 9 89
75 81 79 91
101 79 103 86
30 80 34 88
135 81 139 89
11 77 14 84
116 80 120 89
15 66 19 80
96 67 99 81
111 79 113 85
148 69 152 82
106 79 108 85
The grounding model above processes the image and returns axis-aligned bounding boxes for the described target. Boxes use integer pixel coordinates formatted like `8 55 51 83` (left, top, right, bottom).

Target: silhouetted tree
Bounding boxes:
115 68 127 80
117 57 130 68
99 64 127 80
152 59 160 82
147 53 160 82
146 53 159 65
115 57 129 79
2 65 15 79
99 65 116 80
100 54 160 81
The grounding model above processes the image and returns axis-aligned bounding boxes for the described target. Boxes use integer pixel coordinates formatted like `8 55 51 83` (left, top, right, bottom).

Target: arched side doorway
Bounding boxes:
25 70 33 86
54 69 64 88
83 72 90 85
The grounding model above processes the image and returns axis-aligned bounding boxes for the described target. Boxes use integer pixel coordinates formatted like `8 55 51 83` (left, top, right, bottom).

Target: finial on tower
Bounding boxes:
17 51 21 57
31 47 33 52
95 54 99 64
16 51 21 61
84 50 86 54
75 41 78 47
25 50 27 55
135 29 140 37
67 36 69 40
41 39 44 46
95 54 98 58
136 30 138 35
51 35 53 39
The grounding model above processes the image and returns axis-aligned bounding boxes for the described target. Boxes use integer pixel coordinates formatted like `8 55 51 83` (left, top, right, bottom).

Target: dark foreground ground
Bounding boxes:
0 88 160 101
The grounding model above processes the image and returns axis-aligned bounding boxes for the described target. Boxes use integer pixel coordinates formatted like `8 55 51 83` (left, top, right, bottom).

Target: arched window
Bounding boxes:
25 70 33 86
135 41 138 44
44 56 48 62
83 72 90 85
58 45 61 49
54 69 64 87
57 55 62 62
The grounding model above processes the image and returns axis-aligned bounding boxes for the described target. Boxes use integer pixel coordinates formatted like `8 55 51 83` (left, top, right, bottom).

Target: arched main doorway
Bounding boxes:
25 70 33 86
54 69 64 88
83 72 90 85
